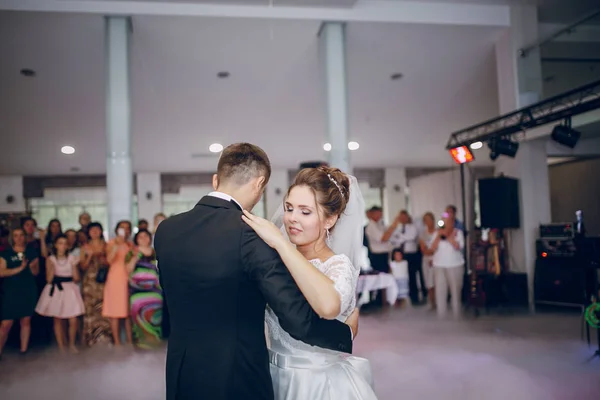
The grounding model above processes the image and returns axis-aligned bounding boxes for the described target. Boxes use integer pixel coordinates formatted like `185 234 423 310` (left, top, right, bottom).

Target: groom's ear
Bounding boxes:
255 176 266 191
212 174 219 190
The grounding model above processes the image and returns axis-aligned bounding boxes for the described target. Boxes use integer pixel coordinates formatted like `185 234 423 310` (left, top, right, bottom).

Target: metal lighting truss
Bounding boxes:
446 79 600 150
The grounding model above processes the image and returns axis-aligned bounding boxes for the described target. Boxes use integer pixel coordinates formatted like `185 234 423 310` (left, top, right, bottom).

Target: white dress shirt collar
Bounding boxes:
208 191 243 210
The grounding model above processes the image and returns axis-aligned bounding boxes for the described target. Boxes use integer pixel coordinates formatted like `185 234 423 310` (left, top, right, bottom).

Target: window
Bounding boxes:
30 199 110 232
28 187 138 235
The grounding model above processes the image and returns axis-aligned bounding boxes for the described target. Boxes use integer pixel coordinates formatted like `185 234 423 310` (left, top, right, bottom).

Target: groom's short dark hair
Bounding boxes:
217 143 271 186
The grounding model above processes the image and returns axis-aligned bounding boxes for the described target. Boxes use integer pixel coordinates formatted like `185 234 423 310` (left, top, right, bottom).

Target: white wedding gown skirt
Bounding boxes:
265 255 377 399
269 347 376 400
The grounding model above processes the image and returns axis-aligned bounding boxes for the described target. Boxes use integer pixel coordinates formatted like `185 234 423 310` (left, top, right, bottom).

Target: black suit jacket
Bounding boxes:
155 196 353 400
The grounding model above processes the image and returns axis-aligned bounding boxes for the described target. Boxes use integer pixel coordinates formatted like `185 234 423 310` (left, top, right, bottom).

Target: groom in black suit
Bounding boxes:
155 143 357 400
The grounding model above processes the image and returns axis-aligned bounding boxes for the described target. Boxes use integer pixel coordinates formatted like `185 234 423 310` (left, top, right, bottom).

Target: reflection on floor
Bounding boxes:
0 307 599 400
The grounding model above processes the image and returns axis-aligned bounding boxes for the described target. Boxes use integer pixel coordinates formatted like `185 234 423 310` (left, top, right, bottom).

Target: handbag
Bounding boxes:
96 265 109 284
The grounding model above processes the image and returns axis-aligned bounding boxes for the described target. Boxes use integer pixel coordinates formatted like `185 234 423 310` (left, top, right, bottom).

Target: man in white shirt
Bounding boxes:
390 211 427 304
364 207 396 273
364 206 398 308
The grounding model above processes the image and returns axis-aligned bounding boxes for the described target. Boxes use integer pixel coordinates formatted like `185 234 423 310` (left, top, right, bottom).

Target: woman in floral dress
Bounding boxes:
80 222 112 346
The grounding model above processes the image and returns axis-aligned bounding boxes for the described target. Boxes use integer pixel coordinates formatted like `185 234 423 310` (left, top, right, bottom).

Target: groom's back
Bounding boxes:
155 198 273 400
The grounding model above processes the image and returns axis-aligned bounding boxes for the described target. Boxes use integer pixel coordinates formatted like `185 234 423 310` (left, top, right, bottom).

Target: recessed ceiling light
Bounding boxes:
470 141 483 150
323 143 332 152
217 71 230 79
209 143 224 153
348 141 360 151
61 145 75 155
390 73 403 80
20 68 36 77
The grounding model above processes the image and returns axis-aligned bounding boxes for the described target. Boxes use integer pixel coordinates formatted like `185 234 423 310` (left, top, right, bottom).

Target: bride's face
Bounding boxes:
283 186 327 247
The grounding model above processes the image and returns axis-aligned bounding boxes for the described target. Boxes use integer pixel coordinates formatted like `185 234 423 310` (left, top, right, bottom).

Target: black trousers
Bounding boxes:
368 253 389 307
369 253 390 273
405 252 427 303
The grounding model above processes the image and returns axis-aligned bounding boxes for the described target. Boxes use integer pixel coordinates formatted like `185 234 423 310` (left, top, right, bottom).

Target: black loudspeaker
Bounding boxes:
534 258 587 306
502 272 529 307
478 177 520 229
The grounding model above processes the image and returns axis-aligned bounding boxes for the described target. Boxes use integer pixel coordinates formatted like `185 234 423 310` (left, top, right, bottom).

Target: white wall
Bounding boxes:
136 172 162 225
0 175 26 212
408 168 471 225
383 167 407 224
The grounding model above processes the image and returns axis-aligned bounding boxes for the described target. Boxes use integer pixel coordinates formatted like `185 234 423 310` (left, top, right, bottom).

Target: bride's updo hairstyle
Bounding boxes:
287 166 351 231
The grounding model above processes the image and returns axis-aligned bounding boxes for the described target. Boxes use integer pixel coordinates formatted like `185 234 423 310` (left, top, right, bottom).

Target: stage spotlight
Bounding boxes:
449 146 474 164
551 125 580 148
488 138 519 160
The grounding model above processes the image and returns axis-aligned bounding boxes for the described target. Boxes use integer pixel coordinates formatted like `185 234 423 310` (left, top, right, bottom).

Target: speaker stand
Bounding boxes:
585 327 600 363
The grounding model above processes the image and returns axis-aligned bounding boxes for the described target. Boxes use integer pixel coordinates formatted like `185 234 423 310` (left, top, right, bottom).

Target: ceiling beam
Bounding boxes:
539 23 600 43
0 0 510 27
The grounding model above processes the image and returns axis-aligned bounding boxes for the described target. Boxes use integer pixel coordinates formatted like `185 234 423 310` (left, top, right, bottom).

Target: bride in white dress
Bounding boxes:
242 166 377 400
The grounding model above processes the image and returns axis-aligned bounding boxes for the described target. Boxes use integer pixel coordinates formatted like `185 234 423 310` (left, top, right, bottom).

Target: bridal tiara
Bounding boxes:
326 173 344 196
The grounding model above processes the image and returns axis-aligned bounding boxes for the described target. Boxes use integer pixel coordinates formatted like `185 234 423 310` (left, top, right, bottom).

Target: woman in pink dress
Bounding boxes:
103 220 134 346
36 234 85 353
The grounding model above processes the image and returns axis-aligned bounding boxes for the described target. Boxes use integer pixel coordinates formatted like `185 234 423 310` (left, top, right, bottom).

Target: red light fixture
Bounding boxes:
542 252 548 258
449 146 475 164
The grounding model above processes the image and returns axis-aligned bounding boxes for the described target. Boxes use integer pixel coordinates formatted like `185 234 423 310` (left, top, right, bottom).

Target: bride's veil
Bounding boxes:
269 174 366 272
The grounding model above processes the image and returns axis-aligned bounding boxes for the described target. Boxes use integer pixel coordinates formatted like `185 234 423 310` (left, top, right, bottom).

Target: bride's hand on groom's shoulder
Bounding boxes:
242 210 286 250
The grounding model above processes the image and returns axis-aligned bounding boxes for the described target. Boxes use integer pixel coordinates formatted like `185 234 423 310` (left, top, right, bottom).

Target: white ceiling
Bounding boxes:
0 11 505 175
80 0 358 5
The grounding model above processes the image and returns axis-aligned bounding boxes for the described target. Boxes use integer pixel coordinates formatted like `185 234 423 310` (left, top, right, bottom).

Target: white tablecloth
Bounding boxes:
356 273 398 306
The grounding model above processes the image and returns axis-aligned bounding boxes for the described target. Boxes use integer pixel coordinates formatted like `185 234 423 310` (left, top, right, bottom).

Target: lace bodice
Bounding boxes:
265 254 358 356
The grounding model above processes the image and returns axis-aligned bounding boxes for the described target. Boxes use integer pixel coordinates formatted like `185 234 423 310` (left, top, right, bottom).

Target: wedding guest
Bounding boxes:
0 225 9 252
35 235 85 353
21 217 52 346
419 212 437 309
390 210 425 304
137 219 149 232
103 220 134 346
21 217 40 248
430 213 465 319
0 228 40 357
153 213 166 234
364 206 396 272
65 228 85 344
42 219 63 257
79 212 91 233
65 229 79 255
77 229 89 248
446 205 465 233
80 222 111 347
126 229 162 349
364 206 398 308
389 249 410 306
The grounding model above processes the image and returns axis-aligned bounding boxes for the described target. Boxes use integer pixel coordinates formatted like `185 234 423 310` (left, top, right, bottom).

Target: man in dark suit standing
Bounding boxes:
155 143 357 400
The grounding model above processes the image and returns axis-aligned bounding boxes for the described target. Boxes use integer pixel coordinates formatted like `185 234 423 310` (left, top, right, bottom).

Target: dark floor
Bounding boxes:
1 307 599 399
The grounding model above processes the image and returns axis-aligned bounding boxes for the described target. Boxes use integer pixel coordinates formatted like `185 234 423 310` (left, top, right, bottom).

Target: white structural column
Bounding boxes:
494 5 550 309
136 172 162 225
320 22 350 173
383 168 407 224
106 16 133 235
